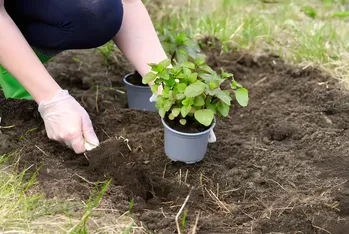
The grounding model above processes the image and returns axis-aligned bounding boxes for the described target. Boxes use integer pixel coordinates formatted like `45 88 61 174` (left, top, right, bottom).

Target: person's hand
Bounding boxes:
208 129 216 143
38 89 99 153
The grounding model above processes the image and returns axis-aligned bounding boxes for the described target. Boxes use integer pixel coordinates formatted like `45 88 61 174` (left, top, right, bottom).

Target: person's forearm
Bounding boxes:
0 7 61 103
113 0 168 79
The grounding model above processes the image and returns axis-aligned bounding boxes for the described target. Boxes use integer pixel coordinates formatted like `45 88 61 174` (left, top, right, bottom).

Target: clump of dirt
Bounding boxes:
2 46 349 233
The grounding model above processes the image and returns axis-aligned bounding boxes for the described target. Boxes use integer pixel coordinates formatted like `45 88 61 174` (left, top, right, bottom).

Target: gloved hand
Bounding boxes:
208 130 216 143
38 89 100 153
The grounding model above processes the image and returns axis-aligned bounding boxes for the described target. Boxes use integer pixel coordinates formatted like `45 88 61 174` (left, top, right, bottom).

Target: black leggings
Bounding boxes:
4 0 124 51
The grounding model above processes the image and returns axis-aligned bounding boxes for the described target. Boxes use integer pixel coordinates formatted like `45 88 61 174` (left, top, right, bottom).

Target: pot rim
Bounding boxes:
123 72 150 89
161 117 216 137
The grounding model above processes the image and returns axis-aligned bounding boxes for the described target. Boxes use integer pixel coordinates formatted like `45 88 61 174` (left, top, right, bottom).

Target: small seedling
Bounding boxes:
128 199 134 213
96 41 115 65
181 210 188 231
301 6 317 18
158 28 200 64
19 127 38 141
143 54 248 127
68 179 112 233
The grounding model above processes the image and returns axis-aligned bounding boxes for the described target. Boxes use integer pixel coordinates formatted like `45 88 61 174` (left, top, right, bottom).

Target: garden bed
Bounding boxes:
1 46 349 233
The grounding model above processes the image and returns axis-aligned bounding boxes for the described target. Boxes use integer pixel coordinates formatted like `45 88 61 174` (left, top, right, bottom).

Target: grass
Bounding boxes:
0 152 134 233
145 0 349 87
2 0 349 233
0 153 71 233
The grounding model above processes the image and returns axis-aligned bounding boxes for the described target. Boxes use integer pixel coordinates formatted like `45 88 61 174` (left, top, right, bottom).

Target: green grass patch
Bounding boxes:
0 153 70 233
0 153 134 233
146 0 349 87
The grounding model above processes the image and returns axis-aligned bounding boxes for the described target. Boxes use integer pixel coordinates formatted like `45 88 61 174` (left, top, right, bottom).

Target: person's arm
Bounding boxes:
113 0 168 79
0 3 99 153
0 3 61 102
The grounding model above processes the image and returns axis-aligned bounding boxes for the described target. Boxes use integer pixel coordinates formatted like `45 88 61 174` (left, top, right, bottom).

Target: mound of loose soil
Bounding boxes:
1 46 349 233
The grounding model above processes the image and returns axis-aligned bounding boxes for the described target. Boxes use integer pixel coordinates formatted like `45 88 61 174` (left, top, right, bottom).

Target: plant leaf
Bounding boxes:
194 95 205 106
156 95 165 106
183 67 191 77
164 77 176 86
151 84 159 94
235 88 249 107
169 113 175 120
159 108 166 118
188 73 198 83
163 100 173 112
207 103 217 113
199 73 214 83
221 67 234 79
195 54 206 66
182 61 195 69
176 48 188 64
184 81 206 97
209 80 219 89
231 80 242 89
176 32 186 44
214 89 232 105
176 93 186 100
172 108 181 117
216 102 230 117
194 109 215 127
142 72 157 84
162 87 170 98
181 105 191 117
177 83 187 93
159 58 171 69
179 119 187 125
159 69 170 80
200 65 215 74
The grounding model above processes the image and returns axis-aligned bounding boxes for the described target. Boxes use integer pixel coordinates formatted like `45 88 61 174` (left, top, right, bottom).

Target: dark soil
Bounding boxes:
125 71 147 86
164 115 210 133
1 45 349 234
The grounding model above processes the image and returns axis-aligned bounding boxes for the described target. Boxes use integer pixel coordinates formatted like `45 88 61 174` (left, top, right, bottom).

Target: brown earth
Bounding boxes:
1 44 349 233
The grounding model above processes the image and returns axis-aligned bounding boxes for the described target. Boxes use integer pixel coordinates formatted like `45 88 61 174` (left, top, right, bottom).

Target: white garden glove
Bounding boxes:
38 90 100 154
208 129 216 143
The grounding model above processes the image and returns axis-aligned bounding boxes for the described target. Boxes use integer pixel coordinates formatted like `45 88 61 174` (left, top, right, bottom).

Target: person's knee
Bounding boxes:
70 0 124 48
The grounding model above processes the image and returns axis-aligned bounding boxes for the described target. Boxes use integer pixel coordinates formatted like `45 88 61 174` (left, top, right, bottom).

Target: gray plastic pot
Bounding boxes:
161 118 216 164
123 72 157 111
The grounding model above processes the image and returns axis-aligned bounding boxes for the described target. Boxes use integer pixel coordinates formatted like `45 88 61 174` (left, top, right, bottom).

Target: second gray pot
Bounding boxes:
161 118 216 164
123 72 157 111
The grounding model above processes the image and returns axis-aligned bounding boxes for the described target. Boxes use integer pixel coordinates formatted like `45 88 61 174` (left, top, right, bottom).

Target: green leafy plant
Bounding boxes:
158 28 200 64
142 54 248 127
96 41 115 65
301 6 317 18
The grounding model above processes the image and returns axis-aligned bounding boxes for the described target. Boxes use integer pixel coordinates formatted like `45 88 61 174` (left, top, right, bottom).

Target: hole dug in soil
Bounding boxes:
2 48 349 233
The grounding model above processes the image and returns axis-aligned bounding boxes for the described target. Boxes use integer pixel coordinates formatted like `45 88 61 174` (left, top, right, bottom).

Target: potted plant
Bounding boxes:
142 54 249 164
123 31 200 111
123 71 158 111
